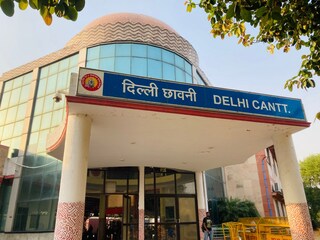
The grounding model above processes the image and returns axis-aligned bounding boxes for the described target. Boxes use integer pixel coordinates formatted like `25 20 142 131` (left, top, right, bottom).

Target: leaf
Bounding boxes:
43 12 52 25
75 0 84 11
40 6 52 25
240 7 252 22
226 3 235 19
186 4 192 12
64 5 77 21
256 6 267 18
306 79 315 88
1 0 14 16
29 0 39 9
55 2 64 17
267 44 275 54
19 0 28 10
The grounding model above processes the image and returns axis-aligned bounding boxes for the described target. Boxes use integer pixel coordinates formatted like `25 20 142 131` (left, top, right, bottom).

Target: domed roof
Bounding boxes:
82 12 178 34
66 12 199 66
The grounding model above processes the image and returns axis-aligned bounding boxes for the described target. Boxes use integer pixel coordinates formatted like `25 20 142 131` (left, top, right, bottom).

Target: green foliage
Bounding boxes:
300 154 320 188
0 0 85 25
304 187 320 229
211 198 260 224
185 0 320 94
300 154 320 229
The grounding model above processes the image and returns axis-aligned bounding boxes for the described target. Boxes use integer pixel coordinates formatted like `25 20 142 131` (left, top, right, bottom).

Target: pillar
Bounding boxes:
196 171 206 239
54 114 92 240
138 166 145 240
273 133 313 240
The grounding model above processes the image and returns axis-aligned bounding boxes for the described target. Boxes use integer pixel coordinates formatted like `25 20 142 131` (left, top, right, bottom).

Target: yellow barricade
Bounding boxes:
222 218 292 240
222 222 246 240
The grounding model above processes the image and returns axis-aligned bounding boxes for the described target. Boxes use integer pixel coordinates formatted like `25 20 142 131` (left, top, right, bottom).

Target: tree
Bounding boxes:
1 0 319 119
300 154 320 228
0 0 85 25
211 198 260 224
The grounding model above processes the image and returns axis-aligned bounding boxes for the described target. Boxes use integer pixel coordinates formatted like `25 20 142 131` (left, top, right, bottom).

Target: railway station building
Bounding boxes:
0 13 313 240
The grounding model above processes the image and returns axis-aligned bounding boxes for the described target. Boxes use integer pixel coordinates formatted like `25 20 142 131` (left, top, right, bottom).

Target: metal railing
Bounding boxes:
219 218 292 240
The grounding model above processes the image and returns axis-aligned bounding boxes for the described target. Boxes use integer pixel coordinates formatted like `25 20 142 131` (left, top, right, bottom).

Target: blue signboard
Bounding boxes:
84 71 306 121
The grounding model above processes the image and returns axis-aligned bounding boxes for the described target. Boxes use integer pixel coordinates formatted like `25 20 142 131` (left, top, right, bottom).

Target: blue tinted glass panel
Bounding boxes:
13 77 22 89
195 72 205 85
22 74 32 85
57 71 68 90
132 57 147 76
59 58 69 71
49 63 59 76
132 44 147 57
162 50 174 64
40 67 49 78
163 63 175 81
148 59 162 79
186 74 192 84
175 55 184 69
1 92 10 108
148 46 161 60
100 45 115 58
3 81 13 92
185 62 192 75
86 59 99 69
19 85 30 103
46 75 57 94
16 103 27 121
9 88 20 105
175 68 185 82
100 58 115 72
87 47 100 60
13 121 24 137
116 44 131 57
115 57 131 74
41 112 52 130
43 95 54 113
6 107 17 123
69 55 79 67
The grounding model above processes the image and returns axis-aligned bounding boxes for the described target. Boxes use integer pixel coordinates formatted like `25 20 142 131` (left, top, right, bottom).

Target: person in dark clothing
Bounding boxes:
82 217 94 240
202 212 213 240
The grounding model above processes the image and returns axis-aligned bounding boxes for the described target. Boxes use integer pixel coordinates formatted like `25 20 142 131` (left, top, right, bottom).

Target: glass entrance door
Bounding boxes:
85 194 138 240
105 194 123 240
157 197 177 240
145 196 198 240
144 167 199 240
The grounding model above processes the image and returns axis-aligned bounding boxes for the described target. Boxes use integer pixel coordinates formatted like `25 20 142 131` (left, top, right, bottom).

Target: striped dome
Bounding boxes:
66 13 199 66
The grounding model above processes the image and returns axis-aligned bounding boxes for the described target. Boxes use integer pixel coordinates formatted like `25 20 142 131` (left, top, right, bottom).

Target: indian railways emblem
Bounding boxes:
81 73 102 91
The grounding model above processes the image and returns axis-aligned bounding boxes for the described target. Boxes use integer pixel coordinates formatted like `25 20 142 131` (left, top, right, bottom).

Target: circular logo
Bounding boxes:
81 73 102 91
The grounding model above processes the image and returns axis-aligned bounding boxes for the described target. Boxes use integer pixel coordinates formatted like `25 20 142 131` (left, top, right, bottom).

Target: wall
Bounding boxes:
224 155 264 216
0 232 54 240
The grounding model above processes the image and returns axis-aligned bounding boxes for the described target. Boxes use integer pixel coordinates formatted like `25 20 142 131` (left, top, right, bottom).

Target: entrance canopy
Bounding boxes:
46 69 309 171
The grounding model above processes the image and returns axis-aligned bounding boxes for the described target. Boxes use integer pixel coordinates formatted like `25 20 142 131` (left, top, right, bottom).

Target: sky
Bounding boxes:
0 0 319 161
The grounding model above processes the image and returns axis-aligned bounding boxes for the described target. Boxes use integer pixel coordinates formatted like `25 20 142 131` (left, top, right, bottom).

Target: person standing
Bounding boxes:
202 211 213 240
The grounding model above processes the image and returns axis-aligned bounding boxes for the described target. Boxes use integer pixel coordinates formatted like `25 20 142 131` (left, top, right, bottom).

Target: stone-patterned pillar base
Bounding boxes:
54 202 85 240
198 208 206 239
139 209 144 240
286 203 314 240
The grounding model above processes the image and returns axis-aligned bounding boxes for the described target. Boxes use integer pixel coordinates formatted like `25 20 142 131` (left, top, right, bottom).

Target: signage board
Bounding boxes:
78 68 306 121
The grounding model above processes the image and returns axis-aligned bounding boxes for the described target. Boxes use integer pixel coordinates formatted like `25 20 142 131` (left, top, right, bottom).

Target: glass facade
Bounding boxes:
86 43 201 85
12 54 79 232
0 73 32 157
145 168 198 240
